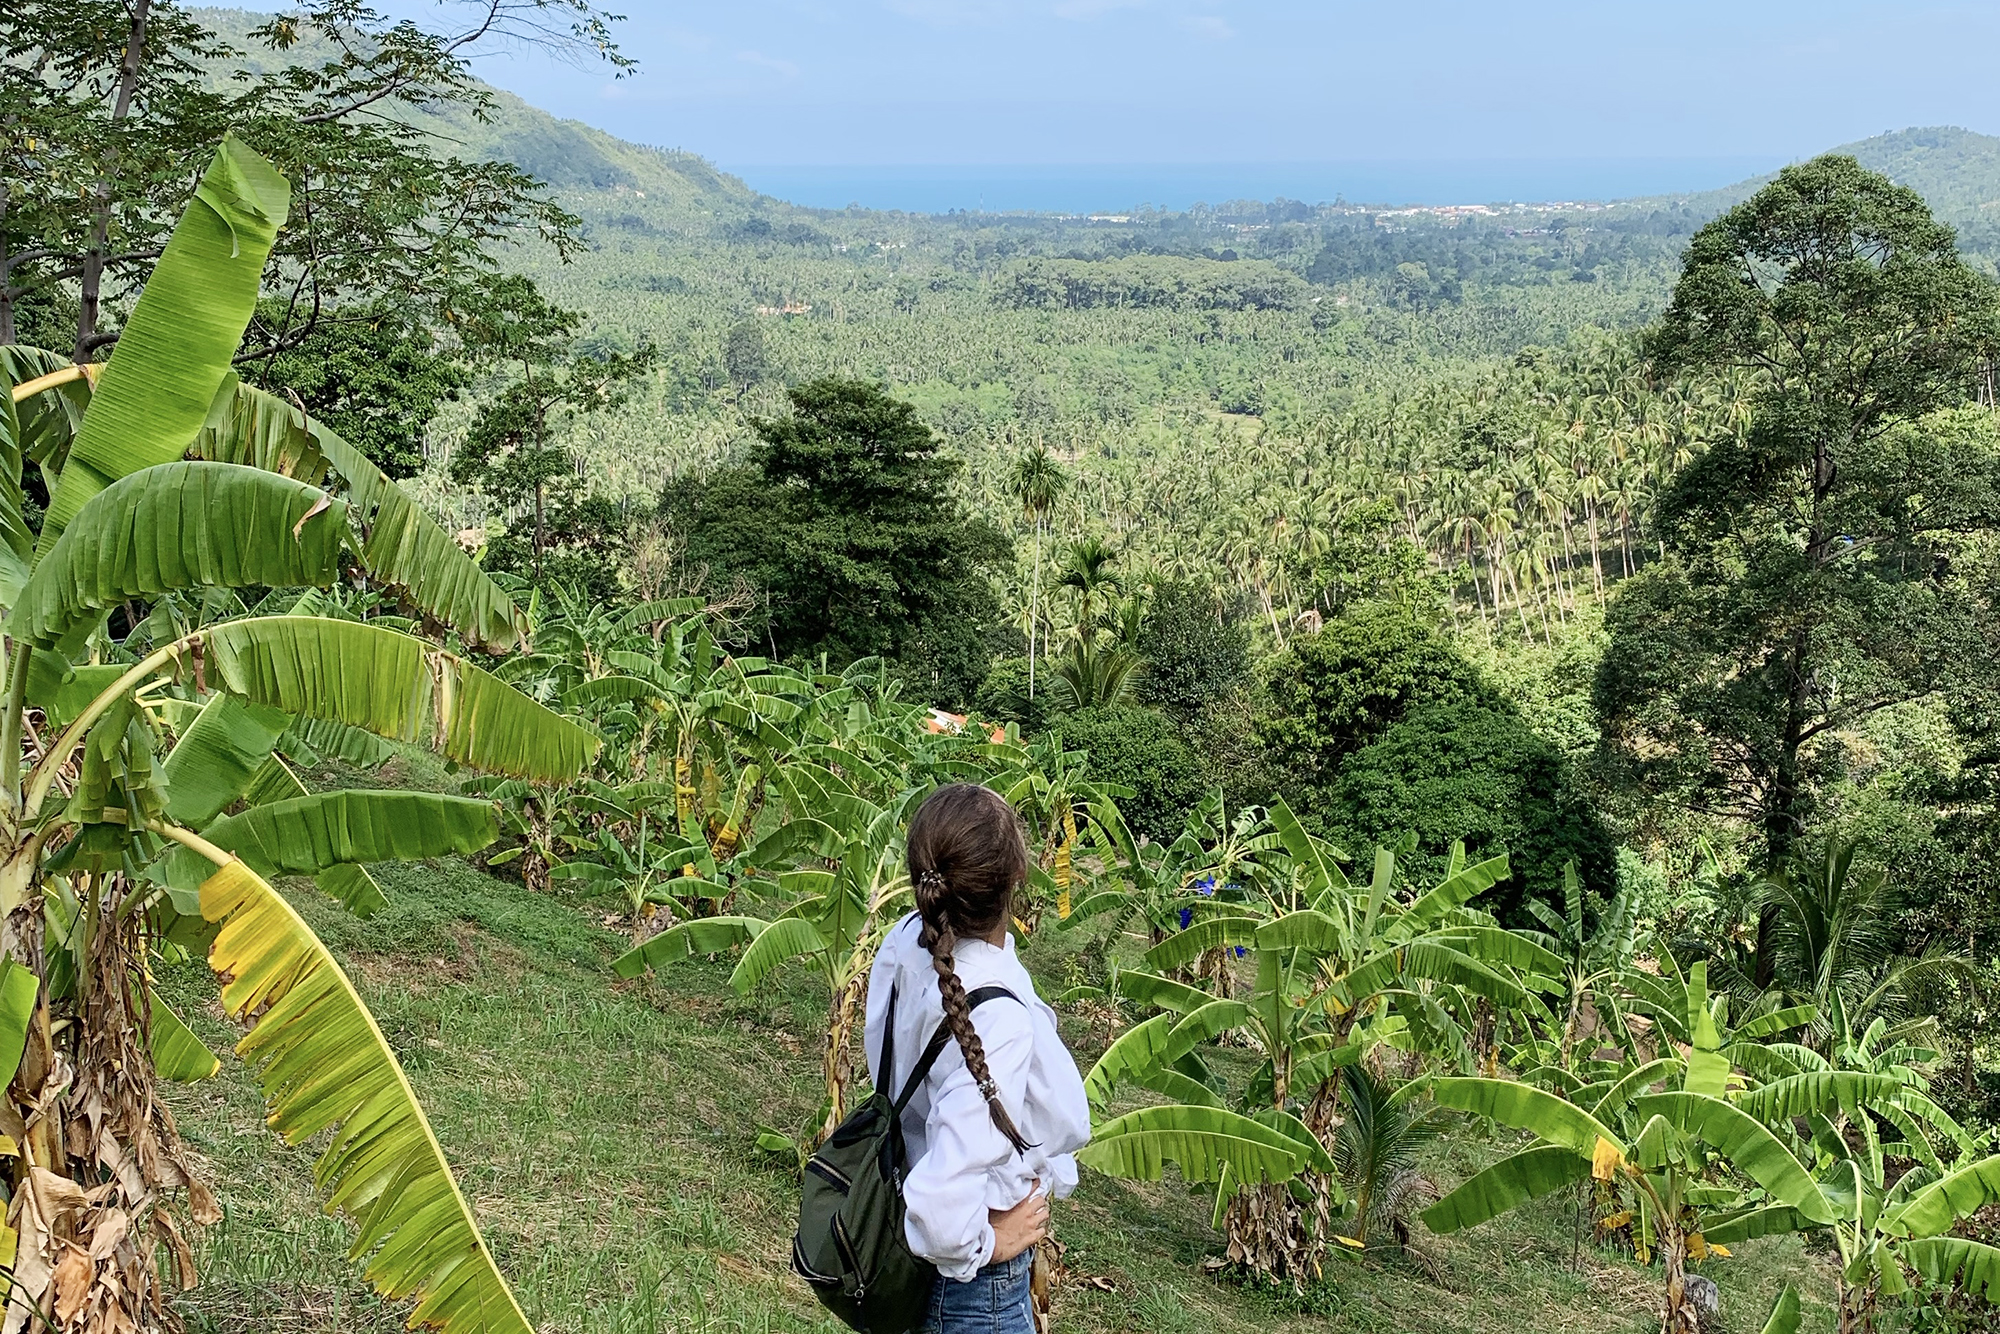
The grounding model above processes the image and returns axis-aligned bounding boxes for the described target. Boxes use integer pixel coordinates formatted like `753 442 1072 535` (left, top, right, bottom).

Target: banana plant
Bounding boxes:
1520 860 1637 1069
1081 808 1560 1286
611 758 893 1148
0 135 597 1334
1422 960 1960 1334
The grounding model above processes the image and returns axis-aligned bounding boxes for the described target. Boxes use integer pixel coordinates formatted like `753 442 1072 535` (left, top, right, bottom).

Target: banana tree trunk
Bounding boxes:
1223 1178 1327 1290
1660 1225 1699 1334
1835 1278 1877 1334
817 975 862 1147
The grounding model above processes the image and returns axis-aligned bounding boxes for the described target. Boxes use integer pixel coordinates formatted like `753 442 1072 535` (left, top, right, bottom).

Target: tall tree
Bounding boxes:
446 276 651 592
660 379 1011 705
1597 155 2000 981
1007 443 1066 699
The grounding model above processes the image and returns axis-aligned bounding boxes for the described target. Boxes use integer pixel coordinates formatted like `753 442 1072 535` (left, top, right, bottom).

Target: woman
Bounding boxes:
864 783 1092 1334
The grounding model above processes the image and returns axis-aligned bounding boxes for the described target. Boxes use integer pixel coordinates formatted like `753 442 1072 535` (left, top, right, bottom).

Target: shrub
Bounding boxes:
1320 700 1615 924
1054 705 1206 844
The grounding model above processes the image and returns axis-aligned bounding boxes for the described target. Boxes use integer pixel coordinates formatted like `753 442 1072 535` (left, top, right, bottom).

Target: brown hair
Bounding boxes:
907 782 1033 1154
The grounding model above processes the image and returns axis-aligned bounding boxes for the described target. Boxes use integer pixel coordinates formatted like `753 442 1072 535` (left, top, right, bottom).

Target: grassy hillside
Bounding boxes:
157 848 1838 1334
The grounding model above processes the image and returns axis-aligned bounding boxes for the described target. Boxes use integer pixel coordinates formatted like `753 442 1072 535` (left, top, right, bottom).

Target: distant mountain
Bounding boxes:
190 7 761 218
1643 127 2000 228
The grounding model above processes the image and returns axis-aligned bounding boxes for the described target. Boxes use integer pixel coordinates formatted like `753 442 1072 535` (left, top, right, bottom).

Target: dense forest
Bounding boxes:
11 5 2000 1334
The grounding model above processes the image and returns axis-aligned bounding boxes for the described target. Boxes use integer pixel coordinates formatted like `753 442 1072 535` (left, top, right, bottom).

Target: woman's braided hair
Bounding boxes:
907 782 1033 1154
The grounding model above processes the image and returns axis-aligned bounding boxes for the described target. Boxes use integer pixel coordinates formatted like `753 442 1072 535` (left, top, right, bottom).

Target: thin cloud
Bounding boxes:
1054 0 1151 17
736 49 801 77
1178 15 1234 38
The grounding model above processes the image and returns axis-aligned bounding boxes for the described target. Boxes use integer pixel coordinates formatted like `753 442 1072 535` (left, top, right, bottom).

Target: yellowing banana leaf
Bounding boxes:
200 858 532 1334
11 462 350 650
147 987 221 1083
39 135 290 555
164 692 293 828
1422 1144 1590 1233
1078 1105 1311 1186
201 617 597 783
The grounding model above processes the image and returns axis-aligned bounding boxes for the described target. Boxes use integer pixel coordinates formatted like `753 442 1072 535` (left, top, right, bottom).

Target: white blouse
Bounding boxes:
862 913 1092 1281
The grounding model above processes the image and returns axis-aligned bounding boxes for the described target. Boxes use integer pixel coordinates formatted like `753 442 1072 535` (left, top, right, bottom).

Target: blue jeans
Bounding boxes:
923 1249 1034 1334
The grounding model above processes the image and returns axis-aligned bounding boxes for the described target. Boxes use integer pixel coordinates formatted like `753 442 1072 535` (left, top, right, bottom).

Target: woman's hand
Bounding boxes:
988 1180 1049 1263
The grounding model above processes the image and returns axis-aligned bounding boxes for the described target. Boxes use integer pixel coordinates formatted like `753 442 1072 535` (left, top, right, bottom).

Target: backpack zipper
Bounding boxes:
806 1156 852 1193
832 1214 867 1295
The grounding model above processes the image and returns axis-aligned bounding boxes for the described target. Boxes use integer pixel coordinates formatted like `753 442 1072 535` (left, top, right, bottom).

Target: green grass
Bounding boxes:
156 855 1838 1333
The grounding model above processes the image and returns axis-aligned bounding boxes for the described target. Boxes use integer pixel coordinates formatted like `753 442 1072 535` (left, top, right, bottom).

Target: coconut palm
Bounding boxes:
1007 444 1067 698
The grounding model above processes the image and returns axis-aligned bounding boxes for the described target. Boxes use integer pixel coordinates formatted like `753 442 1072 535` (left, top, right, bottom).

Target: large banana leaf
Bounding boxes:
1114 970 1214 1015
1384 851 1511 942
1630 1093 1832 1223
11 462 350 650
1432 1077 1624 1158
0 959 37 1089
200 617 596 782
1760 1285 1802 1334
159 791 497 891
2 345 92 479
192 371 330 483
1141 916 1260 972
200 858 533 1333
1251 909 1343 954
1734 1072 1907 1125
1702 1204 1815 1245
1888 1154 2000 1240
297 403 524 653
1590 1058 1682 1120
163 690 294 828
612 916 771 978
1899 1237 2000 1303
1084 1001 1247 1113
282 713 398 769
1422 1144 1590 1233
0 365 32 606
1078 1104 1315 1186
728 918 827 994
39 135 290 554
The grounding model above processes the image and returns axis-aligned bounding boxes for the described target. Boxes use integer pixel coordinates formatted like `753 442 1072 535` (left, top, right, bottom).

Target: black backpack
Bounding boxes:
792 983 1017 1334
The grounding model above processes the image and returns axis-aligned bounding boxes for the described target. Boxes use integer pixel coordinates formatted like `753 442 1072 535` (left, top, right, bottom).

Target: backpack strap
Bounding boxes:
892 985 1019 1116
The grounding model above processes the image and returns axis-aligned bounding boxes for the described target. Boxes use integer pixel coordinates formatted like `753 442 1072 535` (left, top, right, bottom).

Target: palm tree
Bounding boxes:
1756 839 1971 1049
1007 445 1067 699
1055 536 1121 638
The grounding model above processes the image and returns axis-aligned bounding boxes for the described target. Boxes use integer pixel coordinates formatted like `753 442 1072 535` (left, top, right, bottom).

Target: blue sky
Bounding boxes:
423 1 2000 167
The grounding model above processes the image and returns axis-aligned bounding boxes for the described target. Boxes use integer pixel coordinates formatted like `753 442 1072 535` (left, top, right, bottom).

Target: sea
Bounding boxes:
726 158 1782 215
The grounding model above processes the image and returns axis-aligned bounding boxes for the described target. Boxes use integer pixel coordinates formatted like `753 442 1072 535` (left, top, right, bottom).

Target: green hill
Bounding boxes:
1637 125 2000 227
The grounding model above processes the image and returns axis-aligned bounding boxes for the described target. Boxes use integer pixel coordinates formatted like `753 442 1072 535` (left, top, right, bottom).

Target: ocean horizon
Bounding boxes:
724 157 1785 215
